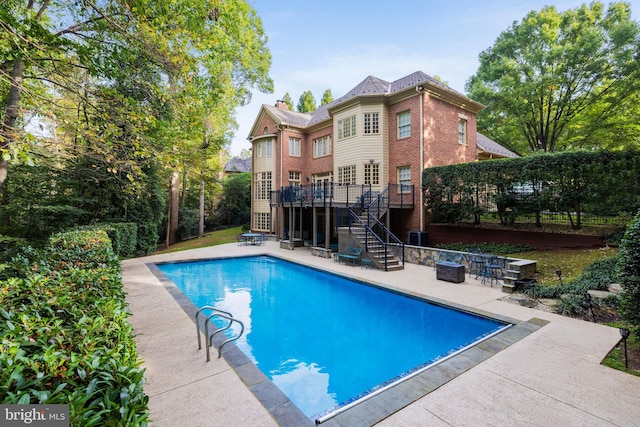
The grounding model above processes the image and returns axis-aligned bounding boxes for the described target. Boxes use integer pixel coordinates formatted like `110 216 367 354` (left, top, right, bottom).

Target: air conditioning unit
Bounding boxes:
408 231 428 247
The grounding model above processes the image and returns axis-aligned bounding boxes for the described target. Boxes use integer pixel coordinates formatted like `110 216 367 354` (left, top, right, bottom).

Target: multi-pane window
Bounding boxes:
289 137 301 156
338 165 356 185
337 115 356 140
254 213 270 231
255 139 273 157
398 166 411 193
313 135 332 158
254 171 272 200
364 112 379 134
312 172 333 185
398 111 411 138
458 119 467 145
364 163 379 185
288 171 301 187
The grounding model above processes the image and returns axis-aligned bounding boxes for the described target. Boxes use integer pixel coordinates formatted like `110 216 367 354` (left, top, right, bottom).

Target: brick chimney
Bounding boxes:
275 100 289 110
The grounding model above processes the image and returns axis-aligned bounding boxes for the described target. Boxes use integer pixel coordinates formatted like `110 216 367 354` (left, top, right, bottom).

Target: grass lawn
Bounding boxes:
153 226 243 254
509 246 619 285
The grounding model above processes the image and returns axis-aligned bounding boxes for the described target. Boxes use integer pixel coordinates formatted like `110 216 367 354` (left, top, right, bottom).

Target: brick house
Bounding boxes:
247 71 485 267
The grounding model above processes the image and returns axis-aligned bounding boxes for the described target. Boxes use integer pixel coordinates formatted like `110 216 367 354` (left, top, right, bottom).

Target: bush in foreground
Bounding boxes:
0 229 149 425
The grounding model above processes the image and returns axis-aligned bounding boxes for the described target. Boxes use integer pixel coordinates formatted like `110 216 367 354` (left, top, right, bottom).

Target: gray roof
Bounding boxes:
477 133 519 158
262 71 470 128
224 157 252 173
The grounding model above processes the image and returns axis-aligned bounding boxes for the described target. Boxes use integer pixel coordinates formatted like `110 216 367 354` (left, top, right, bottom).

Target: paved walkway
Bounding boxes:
122 242 640 426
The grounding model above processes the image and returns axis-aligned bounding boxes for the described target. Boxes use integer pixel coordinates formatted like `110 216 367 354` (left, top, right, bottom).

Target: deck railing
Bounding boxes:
272 182 414 209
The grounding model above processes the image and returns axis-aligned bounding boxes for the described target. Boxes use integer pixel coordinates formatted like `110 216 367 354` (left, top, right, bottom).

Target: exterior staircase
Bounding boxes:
346 189 405 271
349 223 404 271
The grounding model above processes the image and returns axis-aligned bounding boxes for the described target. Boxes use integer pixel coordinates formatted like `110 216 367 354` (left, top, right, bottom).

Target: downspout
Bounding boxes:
416 86 425 231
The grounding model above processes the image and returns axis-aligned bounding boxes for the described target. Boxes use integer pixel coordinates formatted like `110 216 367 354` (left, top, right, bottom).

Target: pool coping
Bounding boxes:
146 255 548 427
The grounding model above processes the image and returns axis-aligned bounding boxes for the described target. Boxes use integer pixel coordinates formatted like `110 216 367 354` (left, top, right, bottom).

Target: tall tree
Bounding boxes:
320 89 333 106
466 2 640 153
282 92 294 110
297 90 316 113
0 0 273 189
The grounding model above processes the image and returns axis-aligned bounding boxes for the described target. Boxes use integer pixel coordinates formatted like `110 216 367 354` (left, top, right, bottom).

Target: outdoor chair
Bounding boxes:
479 255 503 286
467 249 485 277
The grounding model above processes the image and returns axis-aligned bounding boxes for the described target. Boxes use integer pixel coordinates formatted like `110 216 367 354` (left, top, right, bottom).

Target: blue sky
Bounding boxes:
230 0 640 155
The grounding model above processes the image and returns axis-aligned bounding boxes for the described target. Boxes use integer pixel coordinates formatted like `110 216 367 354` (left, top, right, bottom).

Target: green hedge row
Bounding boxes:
79 223 138 259
0 229 149 425
618 212 640 332
423 149 640 227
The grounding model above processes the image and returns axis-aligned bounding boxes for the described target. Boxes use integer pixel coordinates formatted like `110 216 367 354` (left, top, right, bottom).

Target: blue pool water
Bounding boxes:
157 256 509 419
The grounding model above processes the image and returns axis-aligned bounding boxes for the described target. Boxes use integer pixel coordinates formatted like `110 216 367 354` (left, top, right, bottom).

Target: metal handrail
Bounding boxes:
349 211 404 271
204 313 245 361
195 306 233 350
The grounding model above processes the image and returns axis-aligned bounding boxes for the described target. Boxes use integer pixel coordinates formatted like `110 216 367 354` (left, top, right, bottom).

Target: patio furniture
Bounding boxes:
241 233 263 246
478 255 503 286
466 248 485 277
360 258 374 269
336 247 363 266
436 261 465 283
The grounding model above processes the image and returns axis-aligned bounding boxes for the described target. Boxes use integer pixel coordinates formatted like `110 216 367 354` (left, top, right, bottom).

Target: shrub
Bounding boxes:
177 207 200 241
523 255 619 300
556 293 591 317
436 242 533 254
618 212 640 331
136 221 160 255
0 229 149 425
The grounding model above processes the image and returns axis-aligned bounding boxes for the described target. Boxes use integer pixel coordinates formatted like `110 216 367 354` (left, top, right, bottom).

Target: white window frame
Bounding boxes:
398 166 411 193
256 139 273 158
398 111 411 138
288 137 301 157
337 115 356 140
458 119 467 145
338 165 356 185
253 212 271 231
254 171 272 200
364 163 379 185
313 135 332 158
364 112 379 135
288 171 301 187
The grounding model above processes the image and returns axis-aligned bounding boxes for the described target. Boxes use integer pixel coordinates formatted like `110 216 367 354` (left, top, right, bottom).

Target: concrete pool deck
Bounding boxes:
122 241 640 426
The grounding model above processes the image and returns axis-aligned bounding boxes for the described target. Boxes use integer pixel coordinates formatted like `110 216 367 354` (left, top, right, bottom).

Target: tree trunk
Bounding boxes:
199 177 205 237
166 171 180 247
0 59 25 191
181 168 187 207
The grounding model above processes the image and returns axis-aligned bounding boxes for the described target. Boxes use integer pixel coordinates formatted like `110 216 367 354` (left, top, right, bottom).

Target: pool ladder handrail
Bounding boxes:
195 306 233 350
195 306 245 361
205 313 244 361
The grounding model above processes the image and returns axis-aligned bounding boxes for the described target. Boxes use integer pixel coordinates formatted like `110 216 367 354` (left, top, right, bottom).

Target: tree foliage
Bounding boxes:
0 1 273 245
321 89 333 106
282 92 294 110
618 211 640 332
214 172 251 226
297 90 316 113
466 2 640 154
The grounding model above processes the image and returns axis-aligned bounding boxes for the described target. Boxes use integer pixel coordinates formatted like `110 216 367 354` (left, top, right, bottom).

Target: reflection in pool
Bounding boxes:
157 256 510 420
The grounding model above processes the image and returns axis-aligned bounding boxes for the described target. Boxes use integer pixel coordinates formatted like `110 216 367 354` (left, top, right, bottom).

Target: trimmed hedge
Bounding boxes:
423 149 640 227
80 223 139 259
618 212 640 332
0 229 149 425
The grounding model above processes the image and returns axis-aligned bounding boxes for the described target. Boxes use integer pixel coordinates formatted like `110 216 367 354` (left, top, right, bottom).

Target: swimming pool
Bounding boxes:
156 255 510 421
